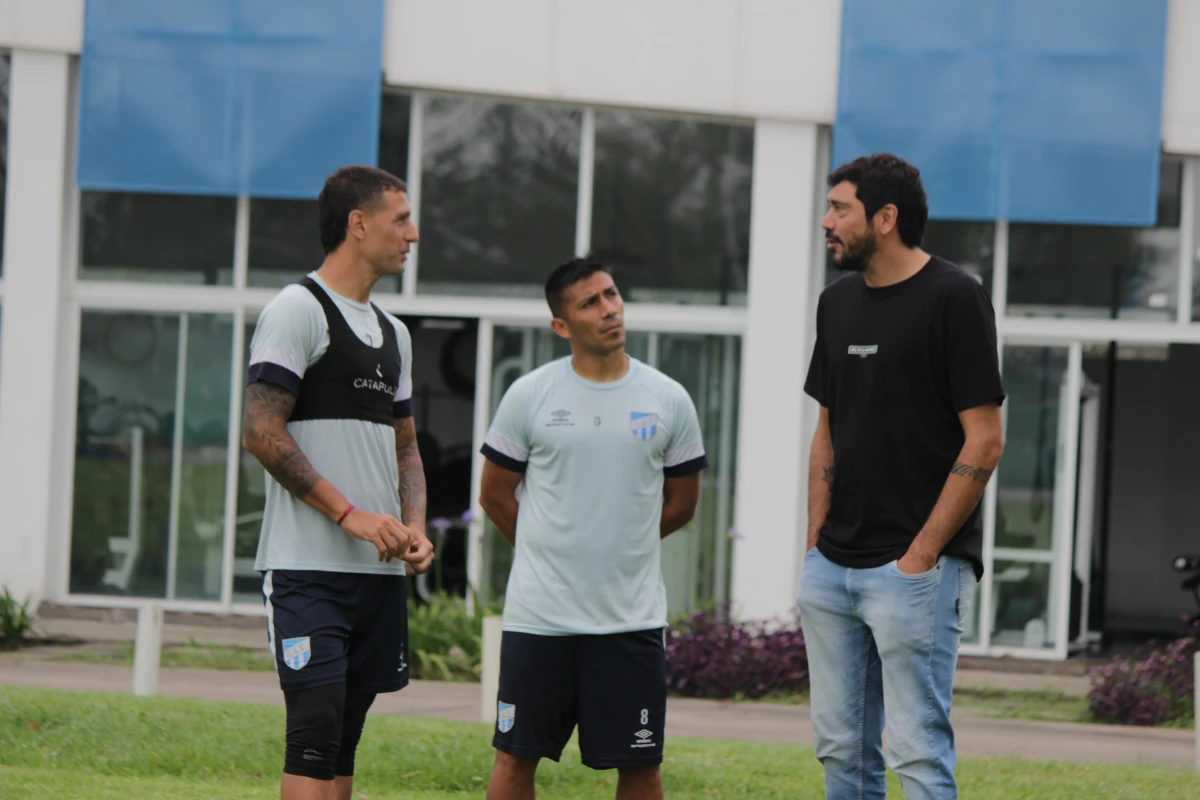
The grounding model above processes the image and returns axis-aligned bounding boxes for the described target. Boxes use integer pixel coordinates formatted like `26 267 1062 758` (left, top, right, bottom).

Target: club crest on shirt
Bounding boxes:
281 636 311 670
631 412 657 440
497 701 516 733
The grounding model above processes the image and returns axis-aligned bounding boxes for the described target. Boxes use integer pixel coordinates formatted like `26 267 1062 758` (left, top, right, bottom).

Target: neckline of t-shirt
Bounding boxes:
860 256 937 296
565 355 639 390
307 272 373 312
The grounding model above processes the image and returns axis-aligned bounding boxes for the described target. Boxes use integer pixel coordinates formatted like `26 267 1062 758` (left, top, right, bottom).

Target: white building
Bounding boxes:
2 0 1200 661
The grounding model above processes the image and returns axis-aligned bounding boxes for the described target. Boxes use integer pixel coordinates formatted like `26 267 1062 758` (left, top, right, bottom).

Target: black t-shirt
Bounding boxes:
804 257 1005 580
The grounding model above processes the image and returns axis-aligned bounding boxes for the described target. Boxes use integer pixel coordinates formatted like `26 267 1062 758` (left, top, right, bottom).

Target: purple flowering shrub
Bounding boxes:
1087 619 1199 727
665 605 808 700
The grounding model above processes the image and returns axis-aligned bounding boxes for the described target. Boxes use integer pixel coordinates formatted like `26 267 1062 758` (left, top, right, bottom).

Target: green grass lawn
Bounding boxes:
1 686 1197 799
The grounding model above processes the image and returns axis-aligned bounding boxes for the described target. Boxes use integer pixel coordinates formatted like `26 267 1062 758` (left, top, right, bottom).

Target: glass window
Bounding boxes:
592 111 753 306
1008 158 1183 320
416 96 580 298
823 220 995 294
247 91 411 291
71 312 234 599
80 193 237 285
0 52 9 276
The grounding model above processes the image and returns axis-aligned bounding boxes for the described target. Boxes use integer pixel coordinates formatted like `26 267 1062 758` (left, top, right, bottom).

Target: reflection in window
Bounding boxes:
80 193 237 285
246 198 324 288
823 219 995 293
592 111 753 306
1008 158 1183 320
247 91 411 292
417 96 580 297
71 312 233 600
0 53 9 276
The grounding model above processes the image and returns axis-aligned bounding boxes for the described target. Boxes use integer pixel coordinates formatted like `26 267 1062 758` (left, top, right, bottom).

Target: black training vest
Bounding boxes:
288 277 402 426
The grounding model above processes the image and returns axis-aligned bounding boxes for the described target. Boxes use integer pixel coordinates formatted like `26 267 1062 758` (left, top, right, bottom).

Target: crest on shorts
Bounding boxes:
281 636 311 671
497 701 515 733
631 412 657 441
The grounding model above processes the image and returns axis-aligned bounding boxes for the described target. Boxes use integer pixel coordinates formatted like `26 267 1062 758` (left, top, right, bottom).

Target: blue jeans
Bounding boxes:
795 546 974 800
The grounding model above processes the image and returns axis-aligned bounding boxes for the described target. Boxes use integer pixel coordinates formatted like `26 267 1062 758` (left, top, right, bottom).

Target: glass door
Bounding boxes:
974 342 1083 658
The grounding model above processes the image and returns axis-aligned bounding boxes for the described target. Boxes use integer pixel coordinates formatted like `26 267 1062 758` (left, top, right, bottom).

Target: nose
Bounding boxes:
820 209 835 232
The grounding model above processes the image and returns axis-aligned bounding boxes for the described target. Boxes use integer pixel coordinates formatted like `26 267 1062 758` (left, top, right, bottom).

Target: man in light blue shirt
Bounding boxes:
480 255 707 800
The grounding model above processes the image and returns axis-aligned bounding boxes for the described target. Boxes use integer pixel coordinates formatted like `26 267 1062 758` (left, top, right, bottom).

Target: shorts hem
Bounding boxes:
492 740 563 763
277 674 346 693
581 753 665 770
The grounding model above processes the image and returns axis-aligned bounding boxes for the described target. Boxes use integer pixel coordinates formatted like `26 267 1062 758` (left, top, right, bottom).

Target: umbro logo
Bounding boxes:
547 408 575 428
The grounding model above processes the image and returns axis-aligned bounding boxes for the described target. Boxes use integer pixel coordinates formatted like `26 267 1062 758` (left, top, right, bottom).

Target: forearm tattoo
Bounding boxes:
822 466 835 487
394 416 428 528
244 382 319 498
951 461 993 484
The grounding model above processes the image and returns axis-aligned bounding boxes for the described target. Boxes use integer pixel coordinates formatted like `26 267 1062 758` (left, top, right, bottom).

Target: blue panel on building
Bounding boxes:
78 0 384 199
833 0 1168 226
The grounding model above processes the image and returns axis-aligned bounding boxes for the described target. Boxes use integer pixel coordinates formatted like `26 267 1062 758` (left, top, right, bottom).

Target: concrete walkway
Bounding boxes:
0 652 1194 770
28 616 1097 697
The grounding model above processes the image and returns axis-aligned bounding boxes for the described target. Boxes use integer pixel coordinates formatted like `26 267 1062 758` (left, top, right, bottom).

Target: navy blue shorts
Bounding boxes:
262 569 409 694
493 628 667 769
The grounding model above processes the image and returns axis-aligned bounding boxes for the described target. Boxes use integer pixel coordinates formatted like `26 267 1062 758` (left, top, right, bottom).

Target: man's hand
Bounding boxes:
402 532 435 576
896 545 939 576
340 509 411 562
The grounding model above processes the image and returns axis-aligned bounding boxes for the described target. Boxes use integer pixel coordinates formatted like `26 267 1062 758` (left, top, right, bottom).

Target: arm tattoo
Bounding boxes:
243 382 320 498
394 417 428 529
822 466 835 487
950 461 993 484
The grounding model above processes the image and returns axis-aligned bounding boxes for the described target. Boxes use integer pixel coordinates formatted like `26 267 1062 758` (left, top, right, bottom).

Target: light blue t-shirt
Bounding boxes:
482 356 708 635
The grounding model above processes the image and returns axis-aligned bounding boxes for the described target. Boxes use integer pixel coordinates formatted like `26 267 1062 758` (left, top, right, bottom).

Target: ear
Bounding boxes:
549 317 571 340
874 204 899 236
347 208 369 241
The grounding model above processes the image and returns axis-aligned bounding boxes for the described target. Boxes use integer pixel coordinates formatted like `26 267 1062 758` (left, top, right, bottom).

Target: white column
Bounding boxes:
0 51 73 604
729 120 819 622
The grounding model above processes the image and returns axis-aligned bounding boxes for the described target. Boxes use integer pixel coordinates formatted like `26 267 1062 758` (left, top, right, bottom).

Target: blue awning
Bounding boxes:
833 0 1169 226
77 0 385 199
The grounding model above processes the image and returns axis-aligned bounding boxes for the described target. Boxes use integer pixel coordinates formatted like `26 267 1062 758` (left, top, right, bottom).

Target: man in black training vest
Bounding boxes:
796 153 1005 800
243 165 434 800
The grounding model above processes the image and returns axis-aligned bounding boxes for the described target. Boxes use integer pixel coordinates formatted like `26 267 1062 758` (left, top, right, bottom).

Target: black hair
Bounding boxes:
317 165 408 254
827 153 928 248
544 254 613 318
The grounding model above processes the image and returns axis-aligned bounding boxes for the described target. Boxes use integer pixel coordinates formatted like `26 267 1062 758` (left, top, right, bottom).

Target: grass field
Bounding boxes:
2 686 1197 799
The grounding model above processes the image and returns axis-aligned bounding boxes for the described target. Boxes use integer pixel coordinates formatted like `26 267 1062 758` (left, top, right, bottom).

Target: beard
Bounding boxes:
829 230 877 273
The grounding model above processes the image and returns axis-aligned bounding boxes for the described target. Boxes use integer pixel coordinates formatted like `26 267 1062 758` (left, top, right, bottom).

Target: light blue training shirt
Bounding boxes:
481 356 708 635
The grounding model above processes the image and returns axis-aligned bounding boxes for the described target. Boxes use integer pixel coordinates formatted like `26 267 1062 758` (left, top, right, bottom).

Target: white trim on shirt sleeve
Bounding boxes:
665 440 706 468
249 346 308 379
484 430 529 463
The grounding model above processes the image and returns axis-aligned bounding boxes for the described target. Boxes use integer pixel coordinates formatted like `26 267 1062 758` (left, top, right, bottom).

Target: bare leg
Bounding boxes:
281 774 336 800
486 751 539 800
333 775 354 800
615 765 663 800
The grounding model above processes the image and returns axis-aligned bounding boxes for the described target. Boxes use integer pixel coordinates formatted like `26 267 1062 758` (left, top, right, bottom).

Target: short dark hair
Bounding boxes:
827 153 928 248
317 166 408 254
544 254 612 318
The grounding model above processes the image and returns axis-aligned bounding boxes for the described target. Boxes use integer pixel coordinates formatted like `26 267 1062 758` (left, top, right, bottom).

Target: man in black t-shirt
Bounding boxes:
796 153 1005 800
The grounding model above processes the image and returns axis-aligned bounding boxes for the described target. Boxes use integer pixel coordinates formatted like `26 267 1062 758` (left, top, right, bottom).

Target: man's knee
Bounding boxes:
334 692 376 777
492 750 539 777
284 683 345 781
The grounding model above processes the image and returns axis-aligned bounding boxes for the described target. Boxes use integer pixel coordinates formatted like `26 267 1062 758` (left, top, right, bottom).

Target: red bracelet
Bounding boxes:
336 504 355 526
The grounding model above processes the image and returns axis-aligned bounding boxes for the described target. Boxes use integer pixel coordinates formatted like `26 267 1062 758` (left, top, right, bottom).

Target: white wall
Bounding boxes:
1162 0 1200 155
729 120 820 622
384 0 841 122
0 51 74 603
0 0 83 53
